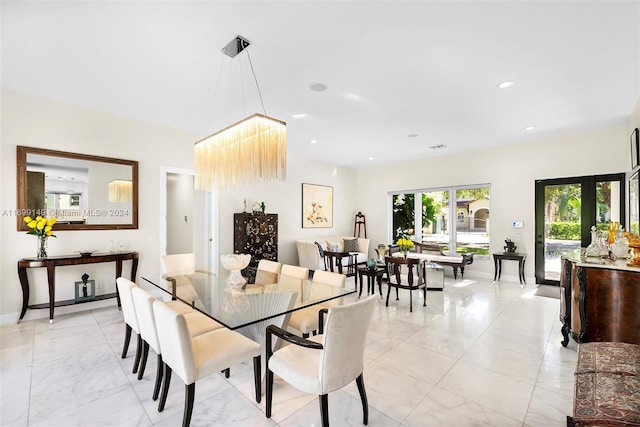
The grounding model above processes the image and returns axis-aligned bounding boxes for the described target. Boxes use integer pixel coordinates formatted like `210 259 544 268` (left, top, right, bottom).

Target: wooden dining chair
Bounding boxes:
266 295 377 427
384 256 426 312
153 299 262 427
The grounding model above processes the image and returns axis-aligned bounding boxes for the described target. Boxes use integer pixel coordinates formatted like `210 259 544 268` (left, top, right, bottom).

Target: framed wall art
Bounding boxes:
302 183 333 228
631 127 639 170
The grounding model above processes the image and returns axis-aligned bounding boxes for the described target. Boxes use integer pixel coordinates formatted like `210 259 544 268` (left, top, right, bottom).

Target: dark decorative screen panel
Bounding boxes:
233 213 278 283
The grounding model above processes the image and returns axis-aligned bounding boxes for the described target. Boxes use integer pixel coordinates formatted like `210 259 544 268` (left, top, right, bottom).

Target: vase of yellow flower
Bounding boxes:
24 216 57 258
396 237 414 258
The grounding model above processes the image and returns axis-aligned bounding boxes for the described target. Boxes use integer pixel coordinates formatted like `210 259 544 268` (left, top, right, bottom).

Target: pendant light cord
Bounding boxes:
246 50 267 115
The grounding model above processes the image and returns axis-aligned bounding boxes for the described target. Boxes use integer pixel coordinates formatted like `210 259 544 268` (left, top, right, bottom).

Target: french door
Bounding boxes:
534 173 625 285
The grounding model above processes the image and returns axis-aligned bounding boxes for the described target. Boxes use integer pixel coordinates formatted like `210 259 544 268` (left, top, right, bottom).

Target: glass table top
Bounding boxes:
141 271 354 330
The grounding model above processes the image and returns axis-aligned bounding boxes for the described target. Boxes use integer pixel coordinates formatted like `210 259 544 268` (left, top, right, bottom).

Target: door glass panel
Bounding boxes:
596 180 621 229
392 193 415 240
544 183 582 281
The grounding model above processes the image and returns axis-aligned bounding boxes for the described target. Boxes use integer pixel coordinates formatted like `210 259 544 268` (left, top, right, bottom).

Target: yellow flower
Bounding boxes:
45 225 52 234
47 218 57 226
37 219 47 231
27 220 37 229
25 215 57 238
24 216 32 223
46 230 54 236
35 216 43 221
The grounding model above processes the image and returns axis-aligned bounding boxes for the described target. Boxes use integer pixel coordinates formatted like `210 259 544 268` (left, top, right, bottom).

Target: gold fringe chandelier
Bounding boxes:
194 36 286 190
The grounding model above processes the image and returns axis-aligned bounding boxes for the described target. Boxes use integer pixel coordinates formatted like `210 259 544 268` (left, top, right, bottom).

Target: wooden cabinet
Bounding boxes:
233 213 277 283
560 256 640 346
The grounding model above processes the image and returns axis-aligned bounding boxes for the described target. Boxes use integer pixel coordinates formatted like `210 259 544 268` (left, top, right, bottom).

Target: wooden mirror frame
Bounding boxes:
16 146 139 231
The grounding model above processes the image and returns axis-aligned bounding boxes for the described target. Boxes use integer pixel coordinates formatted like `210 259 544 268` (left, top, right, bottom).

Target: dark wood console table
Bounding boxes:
324 251 357 277
17 251 138 323
492 252 526 284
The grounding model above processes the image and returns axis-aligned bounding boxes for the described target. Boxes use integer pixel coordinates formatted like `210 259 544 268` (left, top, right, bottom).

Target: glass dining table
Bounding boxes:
141 270 354 379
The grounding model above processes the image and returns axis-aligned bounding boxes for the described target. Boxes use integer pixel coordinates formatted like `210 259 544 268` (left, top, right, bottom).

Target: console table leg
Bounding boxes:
47 264 55 323
17 266 29 322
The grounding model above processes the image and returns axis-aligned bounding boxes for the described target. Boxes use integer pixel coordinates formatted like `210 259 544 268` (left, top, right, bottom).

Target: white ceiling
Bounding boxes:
2 1 639 169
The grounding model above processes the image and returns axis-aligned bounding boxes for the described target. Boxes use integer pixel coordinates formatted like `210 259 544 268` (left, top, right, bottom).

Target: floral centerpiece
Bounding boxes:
24 215 57 258
396 237 414 257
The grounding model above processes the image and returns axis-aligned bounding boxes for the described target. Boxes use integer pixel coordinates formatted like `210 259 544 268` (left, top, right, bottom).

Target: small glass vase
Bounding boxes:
36 235 48 259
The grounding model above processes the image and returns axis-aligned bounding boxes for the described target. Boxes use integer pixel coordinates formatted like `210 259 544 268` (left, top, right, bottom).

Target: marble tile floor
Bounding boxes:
0 277 578 426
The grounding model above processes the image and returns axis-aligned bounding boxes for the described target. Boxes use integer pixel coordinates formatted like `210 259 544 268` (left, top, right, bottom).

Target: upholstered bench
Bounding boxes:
567 342 640 427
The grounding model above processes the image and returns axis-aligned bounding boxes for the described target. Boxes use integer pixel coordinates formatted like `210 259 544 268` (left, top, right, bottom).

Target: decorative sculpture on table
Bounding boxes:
220 254 251 312
74 273 95 302
585 225 609 257
375 244 387 263
504 239 517 253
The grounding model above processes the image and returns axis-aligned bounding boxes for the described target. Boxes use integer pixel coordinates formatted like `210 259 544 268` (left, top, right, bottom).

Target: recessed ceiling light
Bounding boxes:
497 81 515 89
310 83 327 92
408 133 419 138
369 157 374 161
310 140 317 144
292 113 307 119
429 144 447 150
524 126 536 131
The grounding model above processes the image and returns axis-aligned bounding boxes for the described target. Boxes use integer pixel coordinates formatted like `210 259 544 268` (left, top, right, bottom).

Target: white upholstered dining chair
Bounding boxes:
278 264 309 303
254 259 282 286
130 287 222 400
159 253 200 304
116 277 143 374
266 295 377 427
287 270 346 337
153 299 262 427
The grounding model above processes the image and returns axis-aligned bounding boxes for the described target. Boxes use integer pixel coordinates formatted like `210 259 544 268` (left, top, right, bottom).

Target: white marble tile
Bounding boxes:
437 360 535 422
0 388 30 426
403 386 522 427
278 388 400 427
29 385 152 427
376 342 457 385
524 385 573 427
0 278 586 426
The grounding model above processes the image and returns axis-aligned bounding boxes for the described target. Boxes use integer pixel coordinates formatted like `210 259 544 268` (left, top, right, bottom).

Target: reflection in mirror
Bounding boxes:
17 146 138 231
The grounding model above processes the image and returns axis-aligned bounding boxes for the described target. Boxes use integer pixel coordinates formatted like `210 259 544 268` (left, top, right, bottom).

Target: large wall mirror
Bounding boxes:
16 146 139 231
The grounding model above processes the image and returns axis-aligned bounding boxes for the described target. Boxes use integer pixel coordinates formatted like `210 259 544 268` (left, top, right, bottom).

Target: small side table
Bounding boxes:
357 267 385 298
425 262 445 290
324 251 357 277
492 252 526 285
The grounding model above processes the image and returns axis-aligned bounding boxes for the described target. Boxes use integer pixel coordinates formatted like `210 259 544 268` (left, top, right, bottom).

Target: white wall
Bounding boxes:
356 124 631 283
0 90 359 322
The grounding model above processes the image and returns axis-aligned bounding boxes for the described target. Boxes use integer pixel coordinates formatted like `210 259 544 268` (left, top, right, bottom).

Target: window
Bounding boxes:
391 185 490 256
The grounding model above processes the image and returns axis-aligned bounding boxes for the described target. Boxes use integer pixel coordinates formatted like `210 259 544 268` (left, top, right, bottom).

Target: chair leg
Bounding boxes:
158 364 172 412
152 355 163 401
266 368 273 418
423 286 426 306
395 286 399 300
319 394 329 427
356 373 369 425
221 368 230 378
302 332 309 338
385 284 391 307
253 355 261 403
409 288 413 312
137 341 149 380
121 324 132 358
183 383 195 427
132 333 142 374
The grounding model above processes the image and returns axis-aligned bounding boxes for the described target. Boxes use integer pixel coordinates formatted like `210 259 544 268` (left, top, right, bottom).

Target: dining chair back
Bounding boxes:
266 295 377 427
153 300 262 427
279 264 309 303
255 259 281 286
384 256 426 312
288 270 346 337
116 277 143 374
132 287 224 400
159 253 200 303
